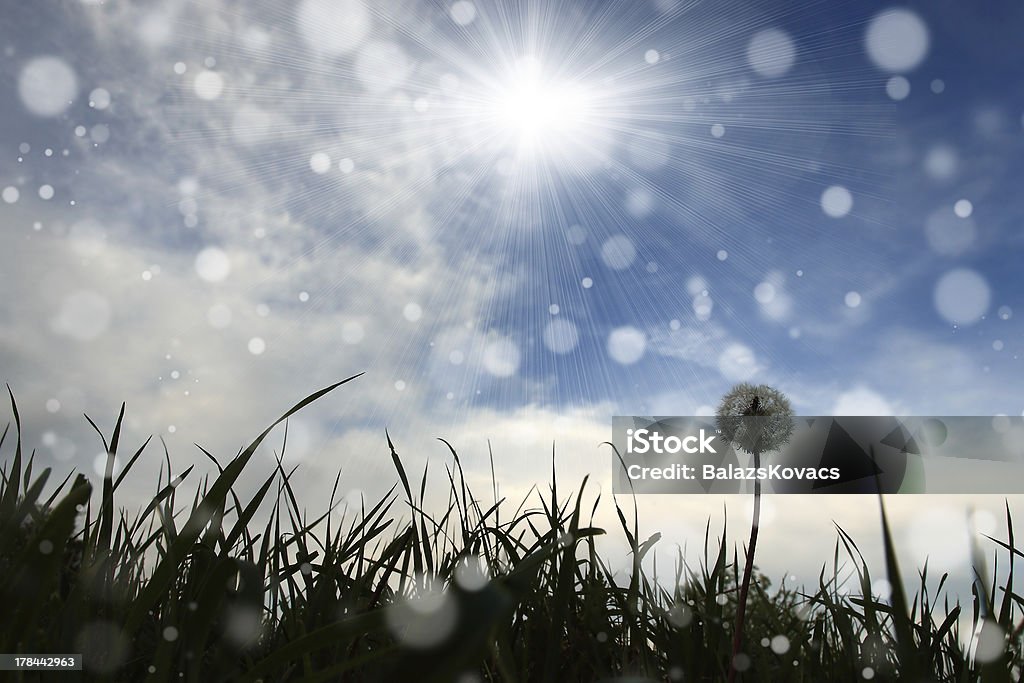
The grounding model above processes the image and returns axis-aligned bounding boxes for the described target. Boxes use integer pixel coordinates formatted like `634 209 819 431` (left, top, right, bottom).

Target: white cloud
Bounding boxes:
832 386 899 416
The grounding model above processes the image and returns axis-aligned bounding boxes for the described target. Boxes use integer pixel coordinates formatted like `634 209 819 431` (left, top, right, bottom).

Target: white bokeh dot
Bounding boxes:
454 556 490 591
747 28 796 78
934 268 991 325
645 49 660 65
754 282 776 304
625 188 655 217
686 276 707 296
771 635 791 655
821 185 853 218
18 57 78 117
845 291 862 308
248 337 266 355
449 1 476 26
607 327 646 365
403 303 423 322
566 225 586 245
974 621 1006 664
954 199 973 218
93 453 122 479
886 75 910 101
309 152 331 174
601 235 636 270
543 319 579 354
483 339 520 377
693 293 713 320
195 247 231 283
90 124 110 144
89 87 111 110
138 11 173 47
865 9 929 73
194 70 224 100
385 589 458 649
924 145 957 180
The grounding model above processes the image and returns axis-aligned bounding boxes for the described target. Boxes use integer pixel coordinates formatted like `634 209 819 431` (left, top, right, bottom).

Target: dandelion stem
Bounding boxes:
728 448 761 683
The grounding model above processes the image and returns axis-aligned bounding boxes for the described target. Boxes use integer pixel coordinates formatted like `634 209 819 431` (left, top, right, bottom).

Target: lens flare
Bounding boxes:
488 58 595 152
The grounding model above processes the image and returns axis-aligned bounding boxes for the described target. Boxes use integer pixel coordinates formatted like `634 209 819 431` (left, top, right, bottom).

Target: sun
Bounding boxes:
488 57 596 152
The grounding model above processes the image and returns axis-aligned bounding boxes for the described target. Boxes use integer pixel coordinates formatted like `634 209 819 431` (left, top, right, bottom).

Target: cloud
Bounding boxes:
831 386 900 416
648 323 730 368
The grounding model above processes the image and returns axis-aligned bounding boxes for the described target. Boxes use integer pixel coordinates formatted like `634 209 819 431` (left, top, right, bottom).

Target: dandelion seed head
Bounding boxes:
716 383 794 453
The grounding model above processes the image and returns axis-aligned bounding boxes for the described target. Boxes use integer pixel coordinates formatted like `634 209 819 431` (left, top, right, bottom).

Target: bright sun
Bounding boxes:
490 58 594 149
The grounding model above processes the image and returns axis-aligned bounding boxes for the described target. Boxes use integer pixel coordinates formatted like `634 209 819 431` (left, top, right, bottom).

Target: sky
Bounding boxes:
2 0 1023 605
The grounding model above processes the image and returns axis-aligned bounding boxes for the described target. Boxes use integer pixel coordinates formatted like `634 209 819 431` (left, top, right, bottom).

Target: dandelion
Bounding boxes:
717 383 793 683
717 383 793 455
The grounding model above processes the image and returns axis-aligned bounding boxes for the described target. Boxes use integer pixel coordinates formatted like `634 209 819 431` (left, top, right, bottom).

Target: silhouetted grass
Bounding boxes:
1 380 1021 681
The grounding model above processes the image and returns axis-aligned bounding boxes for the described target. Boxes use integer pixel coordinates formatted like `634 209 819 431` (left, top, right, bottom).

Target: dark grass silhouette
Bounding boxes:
1 379 1022 681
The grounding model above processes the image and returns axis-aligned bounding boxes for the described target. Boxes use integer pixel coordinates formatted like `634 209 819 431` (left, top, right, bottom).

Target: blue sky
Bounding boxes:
1 0 1023 599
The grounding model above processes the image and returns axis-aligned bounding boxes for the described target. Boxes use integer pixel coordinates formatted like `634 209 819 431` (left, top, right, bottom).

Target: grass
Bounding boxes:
1 378 1022 681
